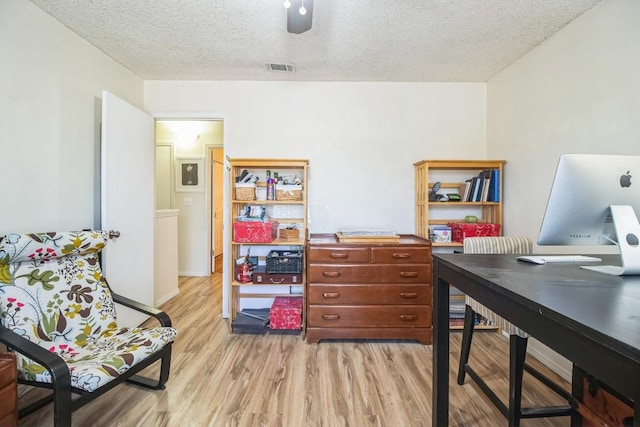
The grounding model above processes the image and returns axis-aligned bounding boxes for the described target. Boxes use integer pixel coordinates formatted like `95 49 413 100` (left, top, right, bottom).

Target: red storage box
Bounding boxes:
233 221 277 243
448 222 501 243
270 296 303 330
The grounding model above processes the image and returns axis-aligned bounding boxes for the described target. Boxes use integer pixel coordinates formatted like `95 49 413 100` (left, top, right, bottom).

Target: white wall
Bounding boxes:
0 0 144 234
488 0 640 248
155 209 180 305
487 0 640 379
145 81 487 239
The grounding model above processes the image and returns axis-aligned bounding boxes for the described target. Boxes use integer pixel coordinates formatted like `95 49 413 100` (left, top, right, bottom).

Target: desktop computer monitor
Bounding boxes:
537 154 640 275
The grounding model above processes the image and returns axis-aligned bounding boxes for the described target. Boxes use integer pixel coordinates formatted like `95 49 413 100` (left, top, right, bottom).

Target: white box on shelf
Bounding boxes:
432 227 452 244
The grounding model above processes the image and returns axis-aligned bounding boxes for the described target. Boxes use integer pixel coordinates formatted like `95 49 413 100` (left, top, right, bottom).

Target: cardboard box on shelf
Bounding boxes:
279 227 300 241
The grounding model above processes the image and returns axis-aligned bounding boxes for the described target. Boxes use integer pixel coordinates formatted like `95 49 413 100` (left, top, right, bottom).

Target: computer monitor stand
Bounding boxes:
581 205 640 276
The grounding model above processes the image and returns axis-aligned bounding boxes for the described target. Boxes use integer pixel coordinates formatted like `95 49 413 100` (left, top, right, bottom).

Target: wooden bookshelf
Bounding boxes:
414 160 505 331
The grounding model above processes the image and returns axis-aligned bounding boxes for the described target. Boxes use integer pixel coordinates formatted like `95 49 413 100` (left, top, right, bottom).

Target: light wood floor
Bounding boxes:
18 274 573 427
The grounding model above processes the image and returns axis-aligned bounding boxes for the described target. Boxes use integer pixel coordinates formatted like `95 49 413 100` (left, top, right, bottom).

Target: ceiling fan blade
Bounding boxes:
287 0 314 34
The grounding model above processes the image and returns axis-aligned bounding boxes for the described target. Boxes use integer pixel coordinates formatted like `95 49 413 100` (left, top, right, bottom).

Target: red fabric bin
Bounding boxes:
233 221 277 243
448 222 501 243
270 296 303 330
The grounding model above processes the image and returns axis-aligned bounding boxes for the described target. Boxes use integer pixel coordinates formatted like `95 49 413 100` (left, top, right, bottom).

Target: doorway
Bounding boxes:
154 118 225 279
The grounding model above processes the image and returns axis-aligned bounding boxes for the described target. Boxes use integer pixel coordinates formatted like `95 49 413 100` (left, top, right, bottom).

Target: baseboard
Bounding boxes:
527 338 572 382
155 288 180 307
499 331 572 382
178 270 208 277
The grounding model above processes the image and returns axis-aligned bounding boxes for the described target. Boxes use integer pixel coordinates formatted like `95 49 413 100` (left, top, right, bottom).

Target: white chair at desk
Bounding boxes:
457 236 572 427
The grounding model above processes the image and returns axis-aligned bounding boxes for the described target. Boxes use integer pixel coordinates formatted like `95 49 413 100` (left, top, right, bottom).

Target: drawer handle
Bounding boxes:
400 292 418 299
330 253 348 259
322 292 340 298
400 314 418 321
392 252 411 259
322 271 341 277
322 314 340 320
269 277 285 284
399 271 419 278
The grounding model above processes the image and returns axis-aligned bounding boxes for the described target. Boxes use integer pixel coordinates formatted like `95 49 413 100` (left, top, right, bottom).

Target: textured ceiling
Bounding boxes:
29 0 601 82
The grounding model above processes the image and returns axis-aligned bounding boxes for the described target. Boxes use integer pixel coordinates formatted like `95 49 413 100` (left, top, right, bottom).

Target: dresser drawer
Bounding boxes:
370 247 431 264
307 264 431 284
0 359 16 386
0 353 17 427
307 247 370 264
307 305 432 328
308 284 431 305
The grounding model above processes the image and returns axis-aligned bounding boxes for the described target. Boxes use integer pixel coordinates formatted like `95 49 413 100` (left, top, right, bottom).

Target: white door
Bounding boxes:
101 91 155 327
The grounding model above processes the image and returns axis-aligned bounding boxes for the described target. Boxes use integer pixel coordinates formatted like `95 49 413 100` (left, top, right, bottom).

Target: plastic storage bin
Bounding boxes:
266 250 303 273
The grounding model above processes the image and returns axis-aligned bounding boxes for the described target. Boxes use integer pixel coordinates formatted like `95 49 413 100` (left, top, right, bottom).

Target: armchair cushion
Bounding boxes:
0 231 177 392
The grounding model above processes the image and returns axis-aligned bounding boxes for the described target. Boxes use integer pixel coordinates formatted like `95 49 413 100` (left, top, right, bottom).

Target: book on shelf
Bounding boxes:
472 177 483 202
449 318 465 327
487 168 500 202
460 178 472 202
450 315 493 326
477 169 491 202
481 177 491 202
460 168 500 203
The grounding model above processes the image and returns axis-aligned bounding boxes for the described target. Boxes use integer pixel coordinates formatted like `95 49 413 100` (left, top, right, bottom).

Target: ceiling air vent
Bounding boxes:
264 62 296 72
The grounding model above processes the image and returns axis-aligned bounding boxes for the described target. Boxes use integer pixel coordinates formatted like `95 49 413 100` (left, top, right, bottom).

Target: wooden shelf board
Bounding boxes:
232 200 305 205
232 239 305 245
237 292 303 298
414 159 506 169
270 218 304 222
232 280 304 288
428 202 499 206
433 242 463 247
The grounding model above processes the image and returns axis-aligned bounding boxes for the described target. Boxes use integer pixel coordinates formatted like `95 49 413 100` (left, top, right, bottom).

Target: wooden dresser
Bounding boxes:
572 365 633 426
305 234 432 344
0 352 18 427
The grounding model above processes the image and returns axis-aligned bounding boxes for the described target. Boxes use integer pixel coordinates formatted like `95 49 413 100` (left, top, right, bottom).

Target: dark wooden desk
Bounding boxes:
432 253 640 427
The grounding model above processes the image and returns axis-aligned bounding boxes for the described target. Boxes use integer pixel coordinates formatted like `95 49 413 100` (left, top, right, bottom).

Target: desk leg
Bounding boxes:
433 266 450 427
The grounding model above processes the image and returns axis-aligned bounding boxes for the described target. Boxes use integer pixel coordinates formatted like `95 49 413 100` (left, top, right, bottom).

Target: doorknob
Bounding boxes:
108 230 121 239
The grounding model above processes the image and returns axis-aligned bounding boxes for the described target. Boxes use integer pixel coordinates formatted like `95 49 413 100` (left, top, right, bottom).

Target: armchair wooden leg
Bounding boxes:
457 304 476 385
508 334 528 427
53 393 72 427
52 375 73 427
158 346 172 388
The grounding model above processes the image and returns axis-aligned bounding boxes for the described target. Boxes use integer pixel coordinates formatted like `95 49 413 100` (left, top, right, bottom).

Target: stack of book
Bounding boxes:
449 287 467 327
449 287 494 327
459 168 500 202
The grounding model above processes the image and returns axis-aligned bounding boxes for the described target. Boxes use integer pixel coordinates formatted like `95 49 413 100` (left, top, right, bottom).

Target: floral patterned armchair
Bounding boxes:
0 231 177 426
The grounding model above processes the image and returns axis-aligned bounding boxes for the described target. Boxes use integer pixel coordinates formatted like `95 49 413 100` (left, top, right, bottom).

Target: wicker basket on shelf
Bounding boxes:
235 183 256 201
275 184 302 201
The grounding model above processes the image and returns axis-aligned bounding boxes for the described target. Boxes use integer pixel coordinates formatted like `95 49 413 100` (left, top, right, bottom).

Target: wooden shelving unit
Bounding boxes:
414 159 505 246
228 158 309 333
414 160 505 330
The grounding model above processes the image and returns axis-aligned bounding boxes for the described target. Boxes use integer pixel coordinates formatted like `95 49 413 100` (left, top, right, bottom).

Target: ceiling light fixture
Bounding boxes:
284 0 306 15
285 0 314 34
